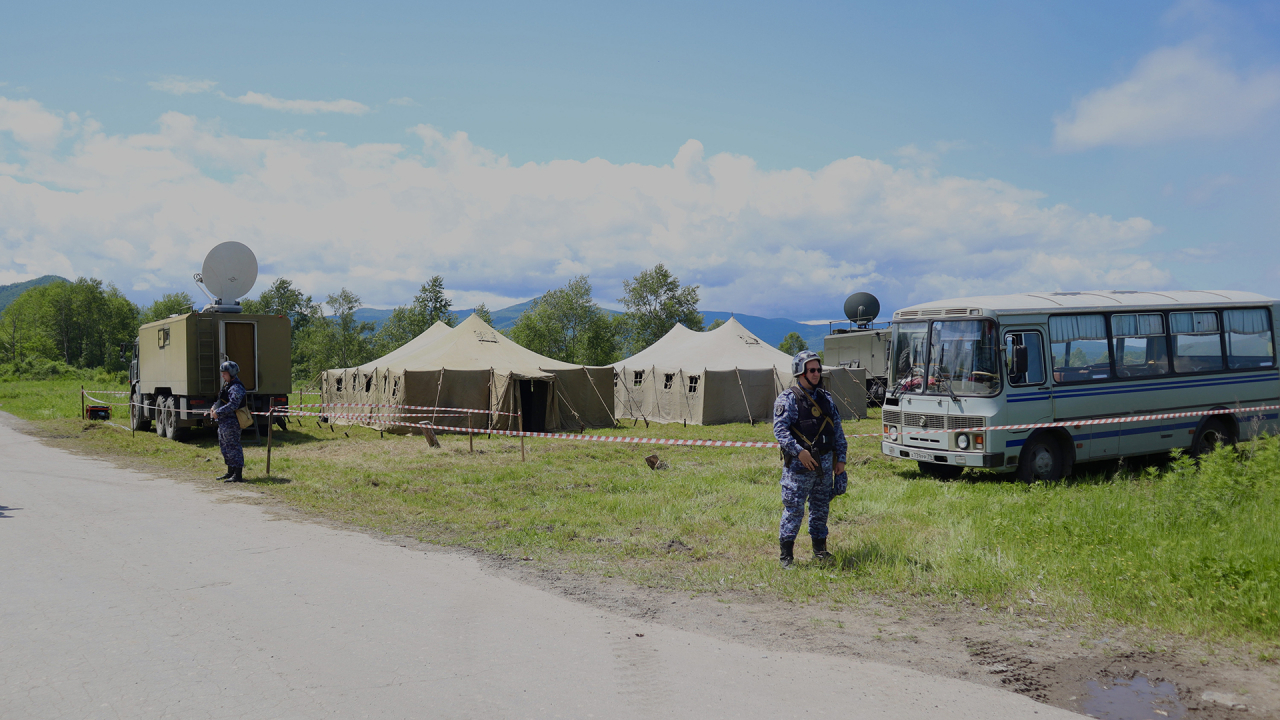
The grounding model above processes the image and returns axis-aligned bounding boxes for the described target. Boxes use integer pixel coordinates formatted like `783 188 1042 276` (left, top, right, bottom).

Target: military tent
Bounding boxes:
321 314 614 432
612 317 866 425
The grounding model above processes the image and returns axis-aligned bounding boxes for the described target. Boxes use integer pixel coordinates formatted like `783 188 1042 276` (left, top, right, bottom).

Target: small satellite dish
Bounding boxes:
200 242 258 302
843 292 880 326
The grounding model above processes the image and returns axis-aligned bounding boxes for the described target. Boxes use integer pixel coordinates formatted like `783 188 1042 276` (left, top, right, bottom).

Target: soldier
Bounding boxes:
773 351 847 568
208 361 246 483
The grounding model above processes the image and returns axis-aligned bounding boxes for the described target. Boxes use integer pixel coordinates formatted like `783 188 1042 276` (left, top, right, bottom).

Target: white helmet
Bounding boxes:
791 350 821 378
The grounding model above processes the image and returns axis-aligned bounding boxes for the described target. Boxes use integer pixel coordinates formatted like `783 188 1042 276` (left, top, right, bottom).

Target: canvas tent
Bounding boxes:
612 317 866 425
321 314 614 432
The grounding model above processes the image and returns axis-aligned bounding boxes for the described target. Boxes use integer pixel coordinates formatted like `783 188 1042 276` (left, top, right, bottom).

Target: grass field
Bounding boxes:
3 378 1278 652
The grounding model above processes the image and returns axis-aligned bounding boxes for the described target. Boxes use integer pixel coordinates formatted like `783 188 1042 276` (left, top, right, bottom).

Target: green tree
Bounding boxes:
779 332 808 356
241 278 318 333
2 278 138 370
706 318 726 331
471 303 493 326
617 263 702 356
373 276 456 355
0 290 55 364
508 276 617 365
139 292 195 324
324 288 376 370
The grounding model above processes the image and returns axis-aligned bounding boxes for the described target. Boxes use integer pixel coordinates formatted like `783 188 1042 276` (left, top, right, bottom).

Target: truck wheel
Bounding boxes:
155 396 169 438
1015 436 1064 482
1191 418 1233 458
130 391 151 432
917 461 964 480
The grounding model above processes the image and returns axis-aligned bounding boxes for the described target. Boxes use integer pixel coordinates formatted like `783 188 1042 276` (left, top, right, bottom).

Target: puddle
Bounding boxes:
1081 676 1186 719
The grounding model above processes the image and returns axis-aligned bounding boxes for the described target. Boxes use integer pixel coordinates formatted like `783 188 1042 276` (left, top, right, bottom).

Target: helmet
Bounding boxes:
219 360 240 377
791 350 822 378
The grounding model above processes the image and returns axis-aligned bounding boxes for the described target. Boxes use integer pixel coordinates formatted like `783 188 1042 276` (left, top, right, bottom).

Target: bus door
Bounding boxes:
1003 329 1054 459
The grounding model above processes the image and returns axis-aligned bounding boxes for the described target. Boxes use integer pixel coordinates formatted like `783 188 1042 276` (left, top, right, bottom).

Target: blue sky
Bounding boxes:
2 0 1278 319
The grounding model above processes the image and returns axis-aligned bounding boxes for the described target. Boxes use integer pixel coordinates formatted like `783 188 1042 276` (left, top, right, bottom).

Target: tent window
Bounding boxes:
391 376 400 398
335 377 343 392
688 375 700 393
663 373 674 390
364 374 373 393
633 371 644 387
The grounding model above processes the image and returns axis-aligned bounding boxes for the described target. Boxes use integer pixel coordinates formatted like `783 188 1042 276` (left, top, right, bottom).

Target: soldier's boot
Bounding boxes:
216 465 234 480
812 537 833 562
225 466 244 483
779 539 795 569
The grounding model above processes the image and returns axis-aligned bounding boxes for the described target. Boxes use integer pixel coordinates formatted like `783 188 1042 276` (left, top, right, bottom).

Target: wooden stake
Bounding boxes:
265 401 274 477
467 412 473 453
422 424 440 448
80 385 85 420
519 410 525 462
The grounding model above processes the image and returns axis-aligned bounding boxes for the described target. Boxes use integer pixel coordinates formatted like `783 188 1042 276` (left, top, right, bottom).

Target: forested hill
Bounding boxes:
0 276 69 311
354 301 832 348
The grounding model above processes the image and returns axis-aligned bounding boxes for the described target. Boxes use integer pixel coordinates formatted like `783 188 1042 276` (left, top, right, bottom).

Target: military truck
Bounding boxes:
127 310 292 440
823 291 891 405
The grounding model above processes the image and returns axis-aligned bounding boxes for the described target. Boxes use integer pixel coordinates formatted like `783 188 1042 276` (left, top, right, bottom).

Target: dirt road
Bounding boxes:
0 416 1091 719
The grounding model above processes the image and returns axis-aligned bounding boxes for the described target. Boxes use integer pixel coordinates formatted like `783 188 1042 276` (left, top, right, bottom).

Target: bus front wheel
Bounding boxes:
1016 436 1064 482
917 461 964 480
1191 418 1234 458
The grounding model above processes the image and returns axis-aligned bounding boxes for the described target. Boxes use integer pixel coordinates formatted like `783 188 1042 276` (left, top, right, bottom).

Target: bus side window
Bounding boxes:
1170 311 1224 373
1005 331 1045 386
1049 315 1110 383
1111 313 1169 378
1224 309 1275 370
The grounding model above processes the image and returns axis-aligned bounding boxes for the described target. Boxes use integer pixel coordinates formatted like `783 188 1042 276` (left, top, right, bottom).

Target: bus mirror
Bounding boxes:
1010 345 1029 377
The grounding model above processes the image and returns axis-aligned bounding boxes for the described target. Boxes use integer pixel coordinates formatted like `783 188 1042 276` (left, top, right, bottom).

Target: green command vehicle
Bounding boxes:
128 310 292 440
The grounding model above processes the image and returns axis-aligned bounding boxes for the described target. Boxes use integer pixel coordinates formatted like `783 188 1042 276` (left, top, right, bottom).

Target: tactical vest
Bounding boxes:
218 378 247 409
788 386 837 455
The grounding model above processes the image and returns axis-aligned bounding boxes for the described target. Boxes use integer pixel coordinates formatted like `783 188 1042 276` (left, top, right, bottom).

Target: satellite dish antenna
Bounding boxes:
843 292 880 328
198 242 258 308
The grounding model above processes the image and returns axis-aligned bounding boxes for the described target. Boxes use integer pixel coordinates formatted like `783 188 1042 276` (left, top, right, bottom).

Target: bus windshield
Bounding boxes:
927 319 1000 396
891 319 1000 397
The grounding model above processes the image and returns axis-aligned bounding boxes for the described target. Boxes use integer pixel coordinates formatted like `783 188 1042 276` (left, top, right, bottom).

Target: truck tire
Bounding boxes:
1191 418 1233 458
155 395 169 438
1015 435 1065 482
130 390 151 432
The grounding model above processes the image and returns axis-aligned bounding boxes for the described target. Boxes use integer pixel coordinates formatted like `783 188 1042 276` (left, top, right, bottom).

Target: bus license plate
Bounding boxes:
909 451 932 461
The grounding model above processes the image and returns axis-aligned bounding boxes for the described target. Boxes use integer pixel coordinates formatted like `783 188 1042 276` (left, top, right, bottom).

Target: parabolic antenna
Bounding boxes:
843 292 880 325
201 242 258 301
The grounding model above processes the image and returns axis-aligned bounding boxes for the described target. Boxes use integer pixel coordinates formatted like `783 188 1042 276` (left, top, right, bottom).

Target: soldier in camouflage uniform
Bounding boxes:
773 351 847 568
208 361 246 483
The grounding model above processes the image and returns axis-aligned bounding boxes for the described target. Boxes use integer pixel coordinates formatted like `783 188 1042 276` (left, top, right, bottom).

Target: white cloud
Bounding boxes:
0 100 1170 317
149 76 218 95
387 97 418 107
222 91 370 115
0 97 66 150
1054 42 1280 150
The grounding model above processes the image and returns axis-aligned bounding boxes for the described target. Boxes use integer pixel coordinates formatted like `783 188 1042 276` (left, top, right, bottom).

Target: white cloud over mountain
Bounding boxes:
0 97 1166 317
1054 41 1280 150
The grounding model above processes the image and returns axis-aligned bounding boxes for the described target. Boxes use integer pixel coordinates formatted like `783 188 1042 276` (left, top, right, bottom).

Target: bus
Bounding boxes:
879 291 1279 481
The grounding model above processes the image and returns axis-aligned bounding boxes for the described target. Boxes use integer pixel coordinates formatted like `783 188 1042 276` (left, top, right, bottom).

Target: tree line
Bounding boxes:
1 263 807 384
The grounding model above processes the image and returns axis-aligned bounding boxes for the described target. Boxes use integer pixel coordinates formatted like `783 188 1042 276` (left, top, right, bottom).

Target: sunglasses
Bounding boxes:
804 367 822 374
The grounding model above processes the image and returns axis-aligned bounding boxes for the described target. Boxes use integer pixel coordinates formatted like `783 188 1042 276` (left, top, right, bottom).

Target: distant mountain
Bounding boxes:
0 275 69 311
353 301 834 350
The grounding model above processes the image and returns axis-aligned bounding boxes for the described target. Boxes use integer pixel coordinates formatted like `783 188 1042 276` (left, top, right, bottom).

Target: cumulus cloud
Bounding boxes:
0 97 67 150
222 91 370 115
0 98 1169 317
387 97 418 107
1054 42 1280 150
149 76 218 95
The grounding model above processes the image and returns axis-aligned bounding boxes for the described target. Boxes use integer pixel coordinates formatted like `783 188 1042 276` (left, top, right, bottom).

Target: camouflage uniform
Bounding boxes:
214 379 245 469
773 385 847 542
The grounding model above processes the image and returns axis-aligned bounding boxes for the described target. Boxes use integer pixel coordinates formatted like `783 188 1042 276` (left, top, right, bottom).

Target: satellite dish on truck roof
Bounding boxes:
843 292 880 327
200 242 258 302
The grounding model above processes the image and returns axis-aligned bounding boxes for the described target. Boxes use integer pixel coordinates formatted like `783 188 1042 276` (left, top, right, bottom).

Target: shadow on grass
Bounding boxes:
245 477 293 485
832 540 932 574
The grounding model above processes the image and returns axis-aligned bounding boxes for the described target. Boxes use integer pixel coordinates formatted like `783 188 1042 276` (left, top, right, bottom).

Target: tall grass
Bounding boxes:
5 379 1277 646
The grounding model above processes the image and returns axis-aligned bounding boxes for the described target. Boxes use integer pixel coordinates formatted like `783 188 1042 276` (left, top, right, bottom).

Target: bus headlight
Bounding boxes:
956 433 970 450
885 425 899 442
